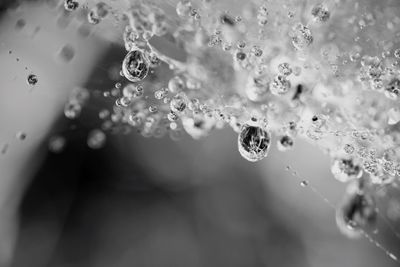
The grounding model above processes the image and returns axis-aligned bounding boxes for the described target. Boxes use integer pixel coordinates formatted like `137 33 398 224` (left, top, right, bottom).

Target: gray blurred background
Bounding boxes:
0 0 399 267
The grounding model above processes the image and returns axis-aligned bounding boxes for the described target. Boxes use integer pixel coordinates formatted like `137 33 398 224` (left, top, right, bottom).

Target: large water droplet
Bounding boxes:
238 122 271 162
122 50 150 83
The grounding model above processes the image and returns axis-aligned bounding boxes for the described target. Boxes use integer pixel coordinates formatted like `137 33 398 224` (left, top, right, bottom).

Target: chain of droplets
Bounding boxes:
58 0 400 248
285 165 400 263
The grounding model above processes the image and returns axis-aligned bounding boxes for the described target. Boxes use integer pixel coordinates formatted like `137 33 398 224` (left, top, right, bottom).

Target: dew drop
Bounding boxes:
87 129 106 149
336 183 377 238
64 102 82 119
270 75 291 95
27 74 38 86
311 4 330 23
300 180 309 187
291 23 313 50
58 44 75 63
331 158 363 183
238 122 271 162
277 135 294 151
48 135 66 153
1 143 9 155
64 0 79 11
16 131 27 140
122 50 150 83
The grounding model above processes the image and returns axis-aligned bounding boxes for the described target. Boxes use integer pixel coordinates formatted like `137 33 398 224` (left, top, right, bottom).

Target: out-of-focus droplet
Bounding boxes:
336 183 377 238
88 10 100 25
311 4 330 22
99 109 110 119
15 19 26 30
64 0 79 11
168 76 185 93
278 63 293 76
331 158 363 182
344 144 355 154
87 129 106 149
16 131 27 140
1 143 9 154
251 46 263 57
387 199 400 221
167 111 179 121
277 135 294 151
58 44 75 63
270 75 291 95
48 135 66 153
154 88 168 100
394 48 400 59
176 1 192 17
291 23 313 50
257 4 268 26
385 78 400 99
95 2 109 18
182 115 215 139
64 102 82 119
245 76 270 102
387 107 400 125
300 180 309 187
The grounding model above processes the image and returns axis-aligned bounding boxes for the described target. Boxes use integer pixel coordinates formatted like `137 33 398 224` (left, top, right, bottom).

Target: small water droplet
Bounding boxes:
300 180 309 187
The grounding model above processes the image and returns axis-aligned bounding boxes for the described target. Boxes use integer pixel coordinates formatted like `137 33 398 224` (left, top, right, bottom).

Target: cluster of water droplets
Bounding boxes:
11 0 400 261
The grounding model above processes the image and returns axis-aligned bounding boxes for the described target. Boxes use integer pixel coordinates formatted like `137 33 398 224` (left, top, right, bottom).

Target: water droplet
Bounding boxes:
64 102 82 119
87 129 106 149
245 75 270 102
238 122 271 162
300 180 309 187
122 50 150 82
291 23 313 50
27 74 38 86
154 88 168 100
344 144 355 154
311 4 330 23
88 10 101 25
168 76 185 93
58 44 75 63
270 75 291 95
16 131 27 140
257 4 268 26
394 48 400 59
277 135 294 151
336 183 377 238
387 107 400 125
167 111 179 121
148 105 158 113
1 143 9 154
99 109 110 119
278 63 293 76
64 0 79 11
48 135 66 153
387 252 398 261
170 93 187 113
384 78 400 99
182 115 215 139
250 46 263 57
331 158 363 183
176 1 192 17
15 19 26 30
